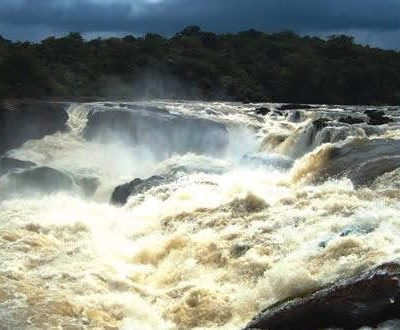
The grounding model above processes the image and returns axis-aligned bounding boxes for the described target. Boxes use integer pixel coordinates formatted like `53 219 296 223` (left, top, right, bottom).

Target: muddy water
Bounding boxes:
1 101 400 329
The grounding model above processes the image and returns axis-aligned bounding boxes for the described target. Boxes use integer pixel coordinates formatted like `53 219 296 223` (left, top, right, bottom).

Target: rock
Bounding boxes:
5 166 99 197
111 175 168 205
281 118 366 159
277 104 314 111
244 262 400 330
9 167 74 194
0 101 69 154
293 139 400 187
312 118 330 131
0 157 36 176
83 108 229 158
338 116 364 125
255 107 270 116
365 110 393 126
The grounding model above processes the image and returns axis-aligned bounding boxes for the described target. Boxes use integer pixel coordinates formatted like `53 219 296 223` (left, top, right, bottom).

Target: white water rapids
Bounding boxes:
1 101 400 329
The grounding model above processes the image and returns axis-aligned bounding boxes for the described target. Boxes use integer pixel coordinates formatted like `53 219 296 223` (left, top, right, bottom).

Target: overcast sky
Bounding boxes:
0 0 400 49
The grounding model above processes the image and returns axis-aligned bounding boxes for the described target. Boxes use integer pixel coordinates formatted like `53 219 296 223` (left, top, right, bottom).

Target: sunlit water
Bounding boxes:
1 101 400 329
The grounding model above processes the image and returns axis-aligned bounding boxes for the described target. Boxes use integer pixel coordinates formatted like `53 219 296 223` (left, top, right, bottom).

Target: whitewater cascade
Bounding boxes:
1 101 400 329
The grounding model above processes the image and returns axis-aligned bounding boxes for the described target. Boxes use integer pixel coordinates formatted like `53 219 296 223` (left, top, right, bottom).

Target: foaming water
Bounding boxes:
1 101 400 329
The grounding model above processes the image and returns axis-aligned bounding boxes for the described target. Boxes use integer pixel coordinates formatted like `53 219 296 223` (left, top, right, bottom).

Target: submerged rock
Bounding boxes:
10 167 74 194
0 157 36 176
292 138 400 186
244 262 400 330
279 118 366 158
255 107 270 116
365 110 393 126
83 108 229 158
111 175 169 205
338 116 365 125
5 166 99 197
277 104 314 111
0 101 68 154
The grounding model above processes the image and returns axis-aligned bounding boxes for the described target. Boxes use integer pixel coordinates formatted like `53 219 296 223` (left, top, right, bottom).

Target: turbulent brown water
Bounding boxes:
1 101 400 329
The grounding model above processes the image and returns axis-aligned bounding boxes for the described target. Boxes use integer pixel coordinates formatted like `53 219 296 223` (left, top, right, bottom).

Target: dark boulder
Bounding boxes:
0 101 69 154
277 104 314 111
83 108 228 158
9 167 74 194
0 157 36 176
244 262 400 330
339 116 365 125
365 110 394 126
312 118 330 131
111 175 169 205
255 107 270 116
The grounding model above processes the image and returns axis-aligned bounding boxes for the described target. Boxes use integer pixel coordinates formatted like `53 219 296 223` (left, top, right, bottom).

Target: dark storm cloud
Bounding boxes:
0 0 400 48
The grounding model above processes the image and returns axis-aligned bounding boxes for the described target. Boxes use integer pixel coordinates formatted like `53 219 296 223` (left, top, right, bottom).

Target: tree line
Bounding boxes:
1 26 400 105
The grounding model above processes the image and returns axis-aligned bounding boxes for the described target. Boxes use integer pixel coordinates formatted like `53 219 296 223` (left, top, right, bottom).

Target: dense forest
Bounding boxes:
1 26 400 105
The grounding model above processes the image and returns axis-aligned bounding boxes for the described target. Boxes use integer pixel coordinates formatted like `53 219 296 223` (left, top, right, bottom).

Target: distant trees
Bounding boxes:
1 27 400 104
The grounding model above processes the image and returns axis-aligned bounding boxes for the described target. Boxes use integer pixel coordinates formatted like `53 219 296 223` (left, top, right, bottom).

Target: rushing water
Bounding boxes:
1 101 400 329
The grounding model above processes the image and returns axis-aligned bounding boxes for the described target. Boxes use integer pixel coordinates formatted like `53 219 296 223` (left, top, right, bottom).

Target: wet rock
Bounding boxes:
10 167 74 194
111 175 169 205
312 118 330 131
338 116 365 125
365 110 393 126
83 108 228 157
0 157 36 176
0 101 68 154
277 104 314 111
296 139 400 187
244 262 400 330
255 107 270 116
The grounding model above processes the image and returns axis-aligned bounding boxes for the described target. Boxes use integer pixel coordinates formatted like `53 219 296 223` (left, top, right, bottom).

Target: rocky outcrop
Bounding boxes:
277 104 314 111
254 107 270 116
279 118 364 158
365 110 394 126
244 262 400 330
5 166 99 197
338 116 364 125
0 157 36 176
0 101 69 154
111 176 169 205
83 107 229 158
9 167 74 194
293 138 400 186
